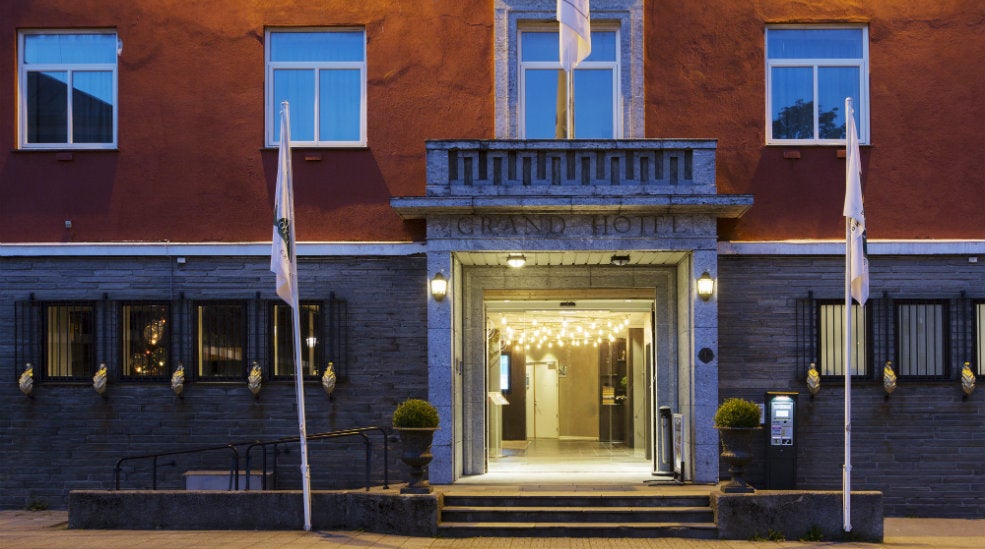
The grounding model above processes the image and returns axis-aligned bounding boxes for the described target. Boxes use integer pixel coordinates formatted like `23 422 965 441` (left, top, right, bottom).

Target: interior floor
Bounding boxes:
460 439 662 486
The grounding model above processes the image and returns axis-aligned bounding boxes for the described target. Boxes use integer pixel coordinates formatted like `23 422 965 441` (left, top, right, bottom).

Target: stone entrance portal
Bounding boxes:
392 139 752 486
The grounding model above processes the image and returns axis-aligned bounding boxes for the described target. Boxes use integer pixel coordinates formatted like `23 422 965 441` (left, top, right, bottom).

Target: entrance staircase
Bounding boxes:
437 492 718 538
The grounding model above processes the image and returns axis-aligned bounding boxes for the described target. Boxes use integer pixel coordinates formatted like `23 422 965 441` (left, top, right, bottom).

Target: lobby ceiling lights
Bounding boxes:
610 254 630 266
506 253 526 268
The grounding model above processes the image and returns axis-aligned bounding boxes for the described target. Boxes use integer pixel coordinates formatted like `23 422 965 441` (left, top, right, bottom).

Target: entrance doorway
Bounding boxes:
485 298 654 480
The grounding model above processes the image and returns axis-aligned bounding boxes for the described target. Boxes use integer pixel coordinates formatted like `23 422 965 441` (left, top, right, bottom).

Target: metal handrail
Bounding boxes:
243 426 390 491
113 426 389 492
115 443 242 490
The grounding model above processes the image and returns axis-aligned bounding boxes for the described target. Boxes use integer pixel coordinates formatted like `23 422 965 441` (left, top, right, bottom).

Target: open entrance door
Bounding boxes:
483 298 656 481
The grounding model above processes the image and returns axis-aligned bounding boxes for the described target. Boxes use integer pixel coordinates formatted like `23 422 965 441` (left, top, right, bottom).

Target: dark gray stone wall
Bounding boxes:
718 254 985 518
0 254 428 510
712 490 883 542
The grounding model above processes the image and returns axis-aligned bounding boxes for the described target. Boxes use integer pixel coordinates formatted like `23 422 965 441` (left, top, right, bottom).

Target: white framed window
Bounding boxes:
766 26 869 145
18 31 118 149
817 301 868 377
519 28 619 138
265 28 366 147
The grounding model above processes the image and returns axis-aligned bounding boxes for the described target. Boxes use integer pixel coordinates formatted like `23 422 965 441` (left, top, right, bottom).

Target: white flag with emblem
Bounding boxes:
558 0 591 72
271 101 297 308
843 99 868 305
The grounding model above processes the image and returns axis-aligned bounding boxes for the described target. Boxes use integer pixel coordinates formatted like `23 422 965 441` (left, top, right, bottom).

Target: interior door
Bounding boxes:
527 362 559 438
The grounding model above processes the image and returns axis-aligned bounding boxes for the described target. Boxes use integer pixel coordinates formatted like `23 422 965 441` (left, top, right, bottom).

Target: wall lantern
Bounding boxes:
506 253 527 268
696 271 715 301
430 272 448 301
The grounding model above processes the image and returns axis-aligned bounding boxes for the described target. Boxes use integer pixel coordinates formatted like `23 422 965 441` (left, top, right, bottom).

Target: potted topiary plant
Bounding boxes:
392 398 439 494
714 397 762 493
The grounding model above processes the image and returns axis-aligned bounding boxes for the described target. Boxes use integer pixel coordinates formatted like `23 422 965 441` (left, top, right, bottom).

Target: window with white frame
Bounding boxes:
265 29 366 147
519 29 618 138
817 301 868 377
43 303 96 379
895 301 949 379
766 26 868 145
19 31 118 149
270 302 322 378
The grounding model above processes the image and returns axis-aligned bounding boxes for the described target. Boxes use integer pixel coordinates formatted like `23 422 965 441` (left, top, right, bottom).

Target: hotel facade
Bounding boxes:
1 0 983 518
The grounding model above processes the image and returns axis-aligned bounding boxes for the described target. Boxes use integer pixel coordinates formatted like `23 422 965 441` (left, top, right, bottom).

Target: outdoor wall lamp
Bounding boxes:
697 272 715 301
430 272 448 301
506 253 526 268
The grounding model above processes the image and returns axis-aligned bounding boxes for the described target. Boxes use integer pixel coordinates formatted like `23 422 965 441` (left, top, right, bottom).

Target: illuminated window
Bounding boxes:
817 301 868 377
195 302 247 379
895 301 948 379
766 26 868 145
43 303 96 379
270 302 323 378
977 302 985 376
265 29 366 147
19 31 118 148
121 303 170 379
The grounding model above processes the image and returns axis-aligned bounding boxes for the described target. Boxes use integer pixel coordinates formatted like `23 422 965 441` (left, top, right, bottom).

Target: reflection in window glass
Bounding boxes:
766 27 867 144
196 303 246 379
520 30 618 139
122 304 170 378
271 303 322 378
267 29 366 146
20 32 117 147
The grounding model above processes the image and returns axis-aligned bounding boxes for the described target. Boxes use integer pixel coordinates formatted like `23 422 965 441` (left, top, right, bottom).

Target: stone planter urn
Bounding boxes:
716 426 761 493
392 398 440 494
395 427 437 494
714 397 763 494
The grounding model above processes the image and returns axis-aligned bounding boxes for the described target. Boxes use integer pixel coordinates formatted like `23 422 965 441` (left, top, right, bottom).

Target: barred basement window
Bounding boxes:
121 303 170 379
896 301 949 379
195 302 247 380
976 301 985 376
44 303 96 379
817 301 868 377
270 302 322 378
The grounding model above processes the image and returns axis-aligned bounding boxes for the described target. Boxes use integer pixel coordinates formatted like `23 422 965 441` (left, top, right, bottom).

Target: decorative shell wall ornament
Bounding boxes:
18 363 34 397
93 363 108 396
883 361 897 397
171 363 185 397
806 362 821 397
961 362 976 398
247 362 263 398
322 362 337 399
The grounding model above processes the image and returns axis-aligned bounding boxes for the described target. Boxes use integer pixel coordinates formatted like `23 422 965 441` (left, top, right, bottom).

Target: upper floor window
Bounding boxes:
270 302 323 378
519 29 618 139
121 303 170 379
766 26 868 145
43 303 96 379
19 31 118 149
895 301 948 379
817 301 868 377
265 29 366 147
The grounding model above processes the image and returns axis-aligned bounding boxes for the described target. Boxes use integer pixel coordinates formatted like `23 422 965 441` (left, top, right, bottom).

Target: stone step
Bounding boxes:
442 494 710 508
441 505 713 523
436 521 719 539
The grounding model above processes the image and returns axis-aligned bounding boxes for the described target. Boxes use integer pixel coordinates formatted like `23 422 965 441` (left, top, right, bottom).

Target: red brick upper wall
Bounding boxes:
0 1 981 244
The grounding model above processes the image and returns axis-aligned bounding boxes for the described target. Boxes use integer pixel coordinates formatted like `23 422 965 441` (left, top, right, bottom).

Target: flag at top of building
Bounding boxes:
557 0 591 72
843 98 868 305
271 101 298 309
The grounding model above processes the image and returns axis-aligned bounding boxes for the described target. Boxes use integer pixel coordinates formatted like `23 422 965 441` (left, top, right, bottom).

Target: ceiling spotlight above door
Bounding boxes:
610 254 630 266
506 253 527 268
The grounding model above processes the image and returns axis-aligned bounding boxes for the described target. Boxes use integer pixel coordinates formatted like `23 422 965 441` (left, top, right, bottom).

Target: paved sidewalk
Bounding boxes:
1 510 982 548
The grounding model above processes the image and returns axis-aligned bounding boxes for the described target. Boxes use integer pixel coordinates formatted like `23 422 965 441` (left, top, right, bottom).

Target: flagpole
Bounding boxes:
271 101 312 531
566 69 574 139
842 96 854 533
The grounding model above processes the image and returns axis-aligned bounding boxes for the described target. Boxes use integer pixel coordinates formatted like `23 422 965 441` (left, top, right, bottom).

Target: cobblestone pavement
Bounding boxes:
1 510 982 549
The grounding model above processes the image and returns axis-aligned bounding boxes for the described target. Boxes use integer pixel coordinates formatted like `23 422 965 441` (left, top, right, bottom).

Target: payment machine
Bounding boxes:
765 392 798 489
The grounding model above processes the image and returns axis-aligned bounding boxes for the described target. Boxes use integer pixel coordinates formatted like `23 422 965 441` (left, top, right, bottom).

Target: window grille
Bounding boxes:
43 302 97 379
121 303 170 379
895 301 948 378
194 302 247 380
270 302 323 378
817 301 868 377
